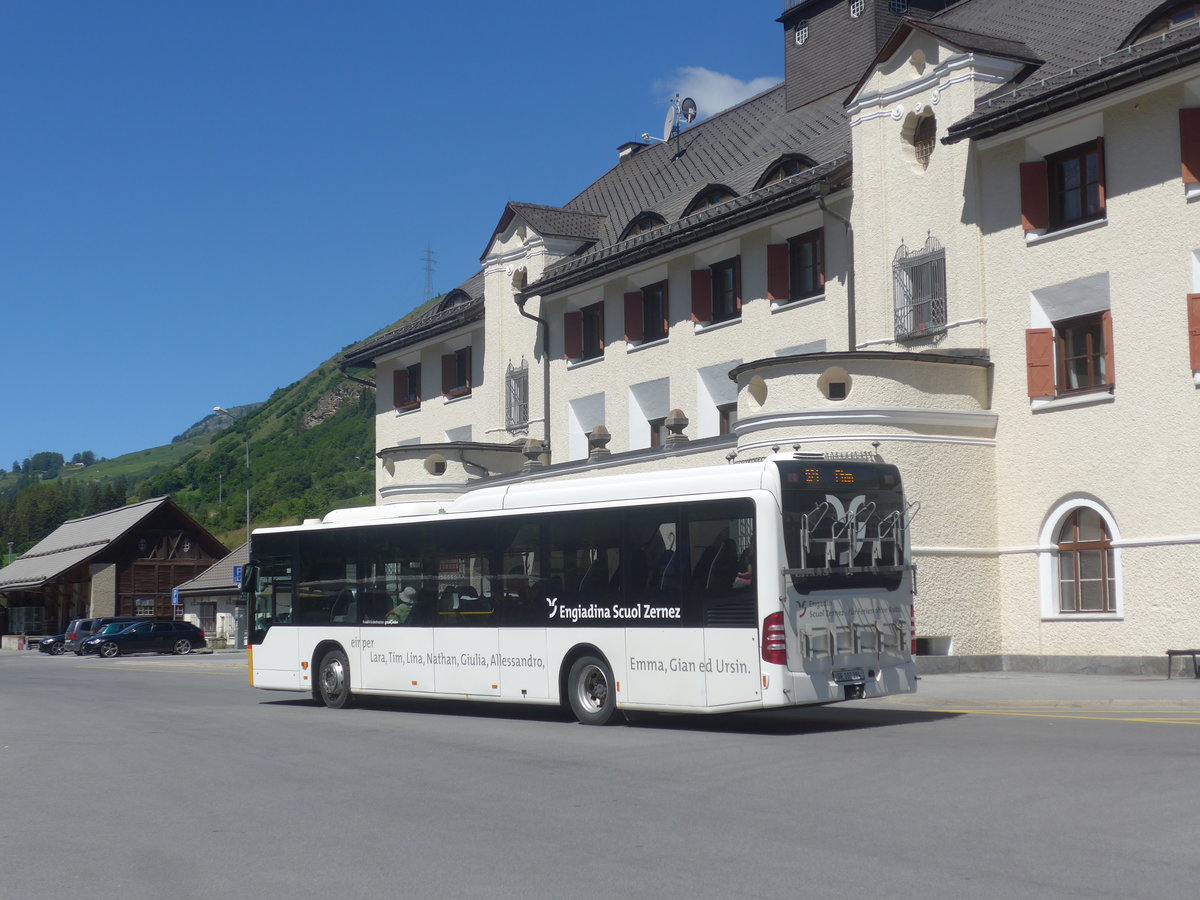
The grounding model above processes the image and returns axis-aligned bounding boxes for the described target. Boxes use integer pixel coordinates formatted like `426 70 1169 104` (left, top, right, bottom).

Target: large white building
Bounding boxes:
341 0 1200 671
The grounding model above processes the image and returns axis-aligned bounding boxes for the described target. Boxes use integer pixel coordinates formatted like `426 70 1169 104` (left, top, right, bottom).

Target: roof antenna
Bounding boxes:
641 94 697 147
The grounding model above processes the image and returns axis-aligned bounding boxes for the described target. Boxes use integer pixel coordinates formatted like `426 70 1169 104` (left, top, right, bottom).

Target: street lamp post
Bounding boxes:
213 407 250 548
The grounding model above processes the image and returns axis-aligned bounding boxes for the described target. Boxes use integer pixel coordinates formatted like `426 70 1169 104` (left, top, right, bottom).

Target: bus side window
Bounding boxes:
686 505 755 626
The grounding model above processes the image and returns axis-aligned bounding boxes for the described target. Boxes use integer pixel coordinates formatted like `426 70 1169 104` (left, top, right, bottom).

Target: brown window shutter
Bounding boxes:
733 255 743 312
660 280 670 335
441 353 455 395
1101 310 1115 387
462 346 472 389
1019 161 1049 232
411 363 421 402
623 292 643 343
1094 136 1107 215
691 268 712 323
1181 109 1200 184
1025 328 1055 398
767 244 789 301
564 311 582 359
1189 294 1200 370
392 369 408 409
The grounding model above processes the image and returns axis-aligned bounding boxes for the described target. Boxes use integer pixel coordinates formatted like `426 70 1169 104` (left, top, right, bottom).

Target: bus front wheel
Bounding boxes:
567 655 618 725
317 649 354 709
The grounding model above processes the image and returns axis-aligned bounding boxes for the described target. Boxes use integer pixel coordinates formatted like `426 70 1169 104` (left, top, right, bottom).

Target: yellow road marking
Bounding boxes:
938 708 1200 724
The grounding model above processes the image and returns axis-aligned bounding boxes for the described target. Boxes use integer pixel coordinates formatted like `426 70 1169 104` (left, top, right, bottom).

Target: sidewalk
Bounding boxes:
873 670 1200 709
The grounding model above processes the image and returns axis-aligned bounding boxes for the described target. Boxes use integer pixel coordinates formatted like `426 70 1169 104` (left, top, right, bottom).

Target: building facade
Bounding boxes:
341 0 1200 668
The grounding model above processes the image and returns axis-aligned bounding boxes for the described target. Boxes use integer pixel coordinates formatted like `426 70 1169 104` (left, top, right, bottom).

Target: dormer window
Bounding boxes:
1132 3 1200 41
758 156 815 188
438 290 472 311
795 20 809 45
620 212 666 241
849 0 865 17
683 186 736 217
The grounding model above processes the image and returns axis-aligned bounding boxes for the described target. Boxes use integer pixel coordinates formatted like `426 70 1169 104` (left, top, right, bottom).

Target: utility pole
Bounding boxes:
422 246 436 302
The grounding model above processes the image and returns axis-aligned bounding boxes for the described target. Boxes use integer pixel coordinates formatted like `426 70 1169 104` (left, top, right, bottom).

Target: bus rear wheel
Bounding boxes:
317 649 354 709
567 655 618 725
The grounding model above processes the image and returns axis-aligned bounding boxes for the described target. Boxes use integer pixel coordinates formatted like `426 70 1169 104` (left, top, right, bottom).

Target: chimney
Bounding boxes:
617 141 648 162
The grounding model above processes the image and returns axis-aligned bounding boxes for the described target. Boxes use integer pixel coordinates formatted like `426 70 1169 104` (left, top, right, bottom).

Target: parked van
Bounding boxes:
63 617 145 655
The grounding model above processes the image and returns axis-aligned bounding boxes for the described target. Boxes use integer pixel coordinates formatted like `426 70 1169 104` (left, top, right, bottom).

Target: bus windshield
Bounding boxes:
777 459 909 593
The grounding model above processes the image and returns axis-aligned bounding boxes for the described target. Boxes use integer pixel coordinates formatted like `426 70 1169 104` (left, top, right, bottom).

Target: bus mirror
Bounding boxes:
240 564 259 593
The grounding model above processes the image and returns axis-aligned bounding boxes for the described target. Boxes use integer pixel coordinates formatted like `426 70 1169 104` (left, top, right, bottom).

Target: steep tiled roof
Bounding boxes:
946 16 1200 141
341 270 485 368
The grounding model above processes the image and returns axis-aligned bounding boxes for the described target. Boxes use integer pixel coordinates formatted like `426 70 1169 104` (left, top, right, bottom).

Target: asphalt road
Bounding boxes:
3 651 1199 899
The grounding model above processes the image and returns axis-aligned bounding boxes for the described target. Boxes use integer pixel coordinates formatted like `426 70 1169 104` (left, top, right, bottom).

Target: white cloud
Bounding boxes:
654 67 779 120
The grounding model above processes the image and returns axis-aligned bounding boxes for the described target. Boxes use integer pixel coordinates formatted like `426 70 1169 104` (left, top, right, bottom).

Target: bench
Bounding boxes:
1166 649 1200 679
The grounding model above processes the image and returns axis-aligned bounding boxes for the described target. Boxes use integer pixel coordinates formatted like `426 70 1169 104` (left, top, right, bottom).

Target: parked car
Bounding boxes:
82 621 207 658
64 616 145 654
37 634 66 655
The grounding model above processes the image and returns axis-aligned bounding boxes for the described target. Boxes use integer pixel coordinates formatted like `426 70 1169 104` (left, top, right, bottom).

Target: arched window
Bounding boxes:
1056 508 1116 614
619 213 666 241
1129 3 1200 43
1038 500 1123 618
756 155 816 188
683 186 736 218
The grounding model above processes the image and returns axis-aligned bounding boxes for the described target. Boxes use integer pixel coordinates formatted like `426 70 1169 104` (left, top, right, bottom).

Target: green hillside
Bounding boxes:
0 300 433 557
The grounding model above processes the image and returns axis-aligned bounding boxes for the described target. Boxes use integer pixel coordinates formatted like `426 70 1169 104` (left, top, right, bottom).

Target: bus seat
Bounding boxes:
706 538 738 592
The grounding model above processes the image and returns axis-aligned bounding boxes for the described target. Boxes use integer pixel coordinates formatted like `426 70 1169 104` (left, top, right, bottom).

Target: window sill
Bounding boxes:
694 316 742 335
1024 217 1107 245
1041 614 1122 622
1030 388 1114 413
394 404 421 417
566 355 604 370
770 294 824 314
442 390 472 405
626 336 669 354
1187 183 1200 202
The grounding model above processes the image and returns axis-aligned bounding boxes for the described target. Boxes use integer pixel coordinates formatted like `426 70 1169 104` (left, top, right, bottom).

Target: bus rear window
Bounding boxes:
776 461 908 594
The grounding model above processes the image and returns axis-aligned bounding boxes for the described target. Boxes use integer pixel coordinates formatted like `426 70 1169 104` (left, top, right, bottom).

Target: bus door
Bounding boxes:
429 547 500 697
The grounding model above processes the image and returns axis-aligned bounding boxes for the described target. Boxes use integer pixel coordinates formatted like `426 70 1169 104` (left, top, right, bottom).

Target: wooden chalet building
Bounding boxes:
0 497 228 635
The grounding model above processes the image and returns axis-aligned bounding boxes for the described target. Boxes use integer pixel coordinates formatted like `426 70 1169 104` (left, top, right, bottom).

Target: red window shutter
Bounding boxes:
441 353 455 395
392 369 408 409
767 244 789 301
733 255 743 312
1094 136 1107 215
1101 309 1115 387
564 311 582 359
1025 328 1055 398
691 268 712 323
1019 161 1049 232
623 292 643 343
1181 109 1200 184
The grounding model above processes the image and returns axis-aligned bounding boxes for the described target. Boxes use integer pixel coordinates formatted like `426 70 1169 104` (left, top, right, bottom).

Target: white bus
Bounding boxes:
245 454 916 724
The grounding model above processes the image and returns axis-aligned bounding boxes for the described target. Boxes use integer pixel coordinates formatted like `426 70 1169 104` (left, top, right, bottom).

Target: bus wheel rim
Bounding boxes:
322 658 345 699
579 665 607 710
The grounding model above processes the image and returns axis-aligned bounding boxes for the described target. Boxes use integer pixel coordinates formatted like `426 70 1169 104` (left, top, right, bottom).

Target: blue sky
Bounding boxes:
1 1 782 469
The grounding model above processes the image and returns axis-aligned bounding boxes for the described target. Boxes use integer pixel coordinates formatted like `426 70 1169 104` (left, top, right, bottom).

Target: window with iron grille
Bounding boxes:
892 235 946 340
505 360 529 433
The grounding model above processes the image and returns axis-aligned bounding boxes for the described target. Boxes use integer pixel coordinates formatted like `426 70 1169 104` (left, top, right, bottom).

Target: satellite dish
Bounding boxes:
663 102 676 142
680 97 697 123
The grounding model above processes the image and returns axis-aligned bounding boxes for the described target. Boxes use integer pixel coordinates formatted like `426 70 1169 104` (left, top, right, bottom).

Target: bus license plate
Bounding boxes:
832 668 866 684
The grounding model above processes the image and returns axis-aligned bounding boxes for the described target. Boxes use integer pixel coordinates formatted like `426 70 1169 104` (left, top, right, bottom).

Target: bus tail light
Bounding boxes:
762 612 787 665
